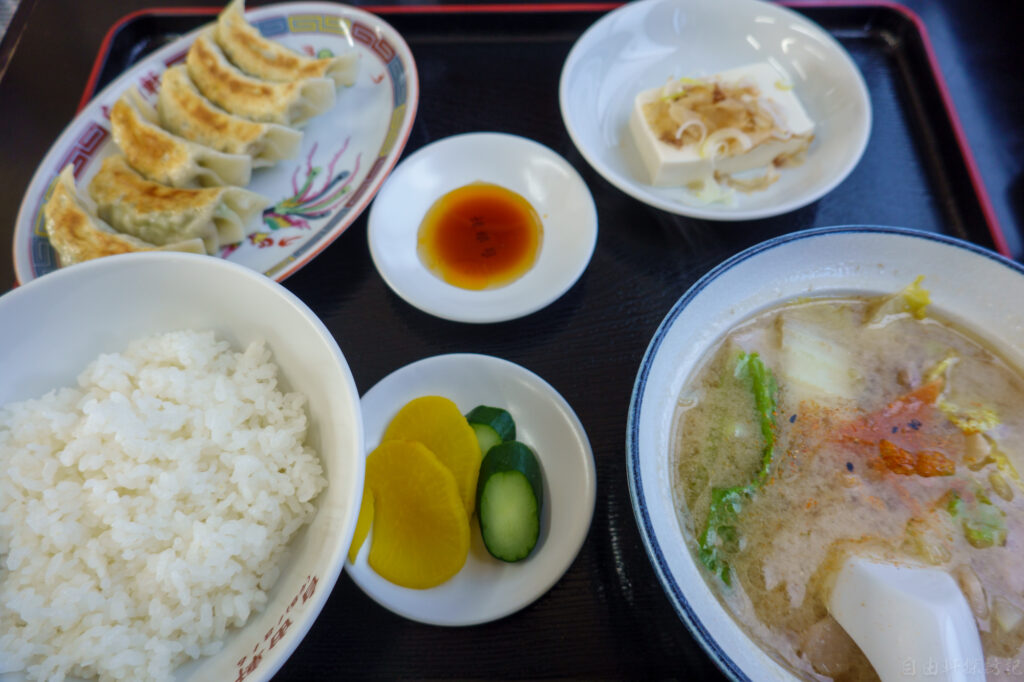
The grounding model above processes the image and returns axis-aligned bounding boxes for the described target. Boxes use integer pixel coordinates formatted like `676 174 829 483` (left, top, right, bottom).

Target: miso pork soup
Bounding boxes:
673 279 1024 680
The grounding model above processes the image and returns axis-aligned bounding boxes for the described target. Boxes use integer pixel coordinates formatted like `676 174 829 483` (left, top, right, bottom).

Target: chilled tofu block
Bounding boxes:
628 63 815 187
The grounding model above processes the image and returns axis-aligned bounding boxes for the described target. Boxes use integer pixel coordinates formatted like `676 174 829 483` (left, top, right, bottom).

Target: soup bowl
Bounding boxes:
626 226 1024 679
0 253 364 682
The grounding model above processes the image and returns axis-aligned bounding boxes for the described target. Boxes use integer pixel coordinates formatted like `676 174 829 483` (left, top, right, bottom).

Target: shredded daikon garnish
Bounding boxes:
643 76 785 151
700 127 753 159
716 167 780 192
660 76 703 101
687 176 735 204
675 118 708 143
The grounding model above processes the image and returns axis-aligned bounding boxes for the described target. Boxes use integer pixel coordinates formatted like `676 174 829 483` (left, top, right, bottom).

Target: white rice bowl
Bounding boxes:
0 253 364 682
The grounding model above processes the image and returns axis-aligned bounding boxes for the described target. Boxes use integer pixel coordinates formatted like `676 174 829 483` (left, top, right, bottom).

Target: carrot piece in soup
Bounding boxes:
879 440 916 475
916 450 956 477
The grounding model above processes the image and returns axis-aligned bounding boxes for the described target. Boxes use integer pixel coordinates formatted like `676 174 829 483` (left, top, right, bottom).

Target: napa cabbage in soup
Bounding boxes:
674 279 1024 681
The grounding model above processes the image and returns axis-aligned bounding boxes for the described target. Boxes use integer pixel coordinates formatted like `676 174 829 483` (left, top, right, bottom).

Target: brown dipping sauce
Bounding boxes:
416 182 543 291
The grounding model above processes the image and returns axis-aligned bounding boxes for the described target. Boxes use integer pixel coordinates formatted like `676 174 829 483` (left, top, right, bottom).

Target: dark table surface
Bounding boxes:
1 0 1022 679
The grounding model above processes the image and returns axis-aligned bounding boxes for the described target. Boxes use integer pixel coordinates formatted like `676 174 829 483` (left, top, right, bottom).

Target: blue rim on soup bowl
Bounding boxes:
625 226 1024 680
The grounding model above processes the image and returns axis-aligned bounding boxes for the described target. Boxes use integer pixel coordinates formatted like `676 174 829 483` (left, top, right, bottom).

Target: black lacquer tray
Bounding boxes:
69 3 1016 679
84 2 1014 260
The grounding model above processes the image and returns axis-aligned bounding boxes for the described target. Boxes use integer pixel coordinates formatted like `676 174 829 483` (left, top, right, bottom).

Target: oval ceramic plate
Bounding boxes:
367 132 598 323
13 2 418 284
627 227 1024 680
559 0 871 221
347 353 596 626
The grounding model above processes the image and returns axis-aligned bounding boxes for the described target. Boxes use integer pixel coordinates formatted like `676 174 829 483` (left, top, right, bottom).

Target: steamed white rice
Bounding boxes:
0 330 327 681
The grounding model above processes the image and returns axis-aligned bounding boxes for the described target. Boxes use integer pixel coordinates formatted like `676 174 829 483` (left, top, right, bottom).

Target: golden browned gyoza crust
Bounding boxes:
186 30 334 126
160 65 265 147
188 31 300 122
45 172 149 264
216 0 336 82
89 155 220 214
87 155 268 254
157 66 303 165
110 88 252 188
43 166 205 266
110 96 191 181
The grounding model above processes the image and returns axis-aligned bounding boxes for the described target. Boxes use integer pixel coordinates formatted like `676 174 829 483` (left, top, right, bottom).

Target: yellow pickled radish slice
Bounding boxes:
365 439 470 589
382 395 481 516
347 488 374 563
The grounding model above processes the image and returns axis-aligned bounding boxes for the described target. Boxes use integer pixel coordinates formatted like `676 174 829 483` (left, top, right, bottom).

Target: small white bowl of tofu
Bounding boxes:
559 0 871 220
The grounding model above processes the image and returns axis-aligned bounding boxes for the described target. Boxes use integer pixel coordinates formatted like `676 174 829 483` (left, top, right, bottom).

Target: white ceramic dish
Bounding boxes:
559 0 871 221
0 252 365 682
626 226 1024 680
347 353 596 625
367 132 598 323
14 2 418 284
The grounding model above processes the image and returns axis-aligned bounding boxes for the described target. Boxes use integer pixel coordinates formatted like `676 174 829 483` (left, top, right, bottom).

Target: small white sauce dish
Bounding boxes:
559 0 872 221
627 227 1024 680
347 353 597 626
367 132 598 323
